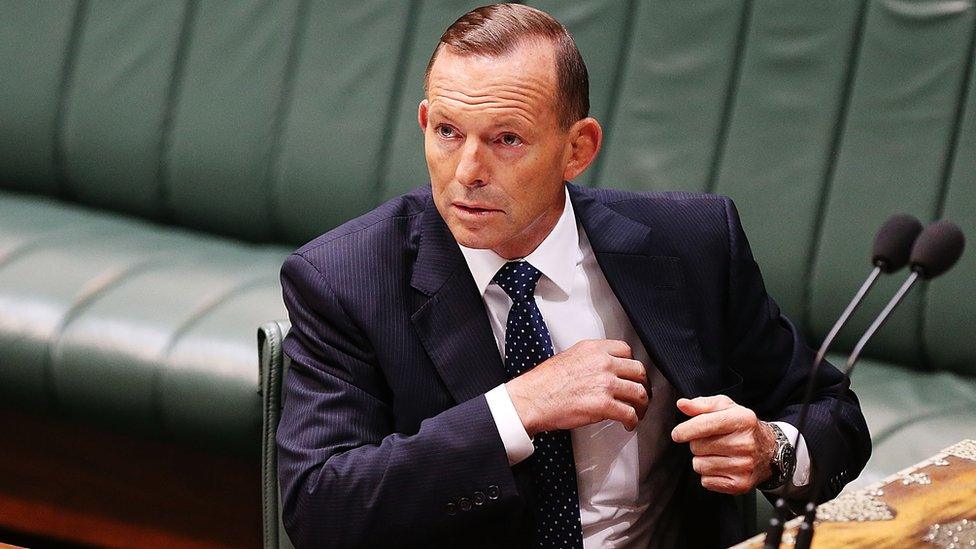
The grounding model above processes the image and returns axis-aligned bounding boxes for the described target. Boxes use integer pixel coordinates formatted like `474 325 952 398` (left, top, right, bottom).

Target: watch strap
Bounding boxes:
757 422 796 491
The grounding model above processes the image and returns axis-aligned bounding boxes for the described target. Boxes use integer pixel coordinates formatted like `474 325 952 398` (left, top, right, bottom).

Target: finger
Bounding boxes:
601 339 633 359
611 357 647 384
700 475 750 495
689 435 723 457
611 378 648 419
689 430 757 457
671 408 740 443
676 394 736 417
606 399 640 431
692 455 754 478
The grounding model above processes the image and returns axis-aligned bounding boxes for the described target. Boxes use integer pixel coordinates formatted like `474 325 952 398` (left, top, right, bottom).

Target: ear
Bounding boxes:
418 99 430 132
563 117 603 181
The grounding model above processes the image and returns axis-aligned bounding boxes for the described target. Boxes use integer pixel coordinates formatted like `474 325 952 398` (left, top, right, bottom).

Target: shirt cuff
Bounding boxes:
485 384 535 466
766 421 811 491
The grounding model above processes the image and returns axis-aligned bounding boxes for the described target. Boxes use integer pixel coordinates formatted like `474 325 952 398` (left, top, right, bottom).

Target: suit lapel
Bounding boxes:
568 185 720 398
409 186 725 404
410 198 508 404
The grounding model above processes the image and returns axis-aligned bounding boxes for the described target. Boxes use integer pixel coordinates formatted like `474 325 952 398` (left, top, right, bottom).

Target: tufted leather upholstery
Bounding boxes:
1 0 974 544
0 190 288 453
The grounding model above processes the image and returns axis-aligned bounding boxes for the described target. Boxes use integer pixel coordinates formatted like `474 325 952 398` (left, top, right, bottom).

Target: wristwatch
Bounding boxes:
757 422 796 491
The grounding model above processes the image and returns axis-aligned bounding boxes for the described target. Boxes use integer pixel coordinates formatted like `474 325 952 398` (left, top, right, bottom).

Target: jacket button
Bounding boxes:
473 491 486 506
487 484 500 500
459 497 472 512
446 502 458 515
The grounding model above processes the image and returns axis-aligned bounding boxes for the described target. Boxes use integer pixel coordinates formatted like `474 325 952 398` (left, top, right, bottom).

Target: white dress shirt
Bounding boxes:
459 187 809 548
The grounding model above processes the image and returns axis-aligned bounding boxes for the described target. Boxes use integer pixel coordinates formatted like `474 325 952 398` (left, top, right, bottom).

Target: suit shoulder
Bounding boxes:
585 185 728 206
286 186 429 283
292 186 429 255
583 186 732 227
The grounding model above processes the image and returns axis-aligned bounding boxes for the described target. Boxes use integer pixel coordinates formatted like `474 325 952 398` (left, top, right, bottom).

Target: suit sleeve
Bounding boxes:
276 253 521 548
720 197 872 504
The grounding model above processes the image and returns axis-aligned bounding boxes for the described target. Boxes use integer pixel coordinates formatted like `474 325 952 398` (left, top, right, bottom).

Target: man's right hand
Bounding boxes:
505 339 649 436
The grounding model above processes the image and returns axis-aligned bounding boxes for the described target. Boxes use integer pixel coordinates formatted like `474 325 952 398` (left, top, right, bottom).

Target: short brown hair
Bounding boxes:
423 4 589 130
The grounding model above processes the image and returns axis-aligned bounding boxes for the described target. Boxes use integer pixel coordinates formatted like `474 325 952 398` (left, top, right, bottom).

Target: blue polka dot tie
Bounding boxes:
493 261 584 548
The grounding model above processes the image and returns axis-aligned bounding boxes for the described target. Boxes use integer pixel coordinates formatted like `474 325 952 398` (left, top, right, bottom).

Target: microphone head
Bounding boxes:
872 214 923 272
909 220 966 279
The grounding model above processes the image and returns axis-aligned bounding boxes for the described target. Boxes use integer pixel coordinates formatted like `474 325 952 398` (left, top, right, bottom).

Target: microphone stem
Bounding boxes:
816 266 882 366
794 266 881 485
793 270 921 549
765 266 882 547
845 271 919 374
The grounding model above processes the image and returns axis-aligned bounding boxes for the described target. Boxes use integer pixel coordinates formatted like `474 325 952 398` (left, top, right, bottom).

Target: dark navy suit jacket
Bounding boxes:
277 183 871 548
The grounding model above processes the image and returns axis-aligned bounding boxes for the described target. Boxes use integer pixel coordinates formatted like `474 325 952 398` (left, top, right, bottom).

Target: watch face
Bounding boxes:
759 425 796 490
781 443 796 477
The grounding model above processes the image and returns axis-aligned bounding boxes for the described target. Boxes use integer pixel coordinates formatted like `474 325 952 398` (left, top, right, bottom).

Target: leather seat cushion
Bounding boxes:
833 354 976 488
0 190 288 455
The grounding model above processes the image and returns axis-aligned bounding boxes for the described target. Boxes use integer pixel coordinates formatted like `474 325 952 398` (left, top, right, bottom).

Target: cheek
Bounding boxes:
509 155 564 215
510 150 555 193
425 136 457 179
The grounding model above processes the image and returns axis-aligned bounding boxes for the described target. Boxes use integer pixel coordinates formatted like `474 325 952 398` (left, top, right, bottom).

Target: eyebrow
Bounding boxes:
429 105 533 131
487 118 532 133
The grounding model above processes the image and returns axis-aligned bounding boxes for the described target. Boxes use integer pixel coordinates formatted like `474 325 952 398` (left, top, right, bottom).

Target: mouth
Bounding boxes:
452 202 501 217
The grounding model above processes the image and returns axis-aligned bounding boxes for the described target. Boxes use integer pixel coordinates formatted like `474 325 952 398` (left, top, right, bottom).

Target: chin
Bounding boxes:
454 232 496 250
447 223 498 250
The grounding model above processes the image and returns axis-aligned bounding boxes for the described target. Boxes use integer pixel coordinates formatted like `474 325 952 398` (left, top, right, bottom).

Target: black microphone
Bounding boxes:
762 214 922 549
791 220 965 549
847 220 965 370
871 214 926 273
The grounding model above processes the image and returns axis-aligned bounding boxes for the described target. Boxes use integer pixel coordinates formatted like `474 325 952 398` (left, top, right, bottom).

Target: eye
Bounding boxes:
499 133 522 147
436 125 457 139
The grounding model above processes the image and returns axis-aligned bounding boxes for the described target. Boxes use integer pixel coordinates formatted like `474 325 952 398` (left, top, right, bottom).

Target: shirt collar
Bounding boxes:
458 187 579 297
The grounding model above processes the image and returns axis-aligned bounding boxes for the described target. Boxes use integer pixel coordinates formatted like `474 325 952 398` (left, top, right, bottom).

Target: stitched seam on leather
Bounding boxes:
265 0 310 242
150 275 279 434
42 255 182 411
800 0 869 333
705 0 754 195
587 0 639 189
373 0 423 205
917 12 976 370
0 223 107 269
52 0 89 201
155 0 198 225
373 0 422 205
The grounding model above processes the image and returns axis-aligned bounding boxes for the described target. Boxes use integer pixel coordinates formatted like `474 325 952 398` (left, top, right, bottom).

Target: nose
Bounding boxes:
455 138 487 188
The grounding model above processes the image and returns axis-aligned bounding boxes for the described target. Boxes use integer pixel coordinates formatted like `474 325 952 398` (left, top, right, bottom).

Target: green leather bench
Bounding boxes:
2 0 974 546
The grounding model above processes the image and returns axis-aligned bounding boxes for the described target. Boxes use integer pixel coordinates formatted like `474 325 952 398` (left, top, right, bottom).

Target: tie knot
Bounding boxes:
492 261 543 303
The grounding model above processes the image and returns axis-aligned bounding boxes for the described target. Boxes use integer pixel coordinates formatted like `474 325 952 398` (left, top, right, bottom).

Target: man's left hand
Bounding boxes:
670 395 777 495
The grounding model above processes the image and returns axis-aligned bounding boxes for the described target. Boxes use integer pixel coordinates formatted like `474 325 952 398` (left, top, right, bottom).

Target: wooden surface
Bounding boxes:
0 407 261 548
736 440 976 548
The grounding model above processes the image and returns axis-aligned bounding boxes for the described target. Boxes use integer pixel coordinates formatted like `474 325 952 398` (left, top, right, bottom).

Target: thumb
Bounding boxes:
676 394 734 416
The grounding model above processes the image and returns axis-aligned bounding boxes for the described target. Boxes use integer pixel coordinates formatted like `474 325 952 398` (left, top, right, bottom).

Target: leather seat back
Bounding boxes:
1 1 974 376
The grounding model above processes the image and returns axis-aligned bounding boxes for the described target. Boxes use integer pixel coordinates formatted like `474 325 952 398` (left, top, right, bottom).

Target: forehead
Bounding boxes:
426 40 559 123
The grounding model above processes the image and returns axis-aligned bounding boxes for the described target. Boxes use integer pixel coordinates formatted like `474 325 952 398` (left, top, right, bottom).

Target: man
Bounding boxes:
277 4 871 548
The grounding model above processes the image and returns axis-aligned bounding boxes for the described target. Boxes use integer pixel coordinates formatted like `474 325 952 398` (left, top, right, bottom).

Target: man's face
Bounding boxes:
419 40 575 259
